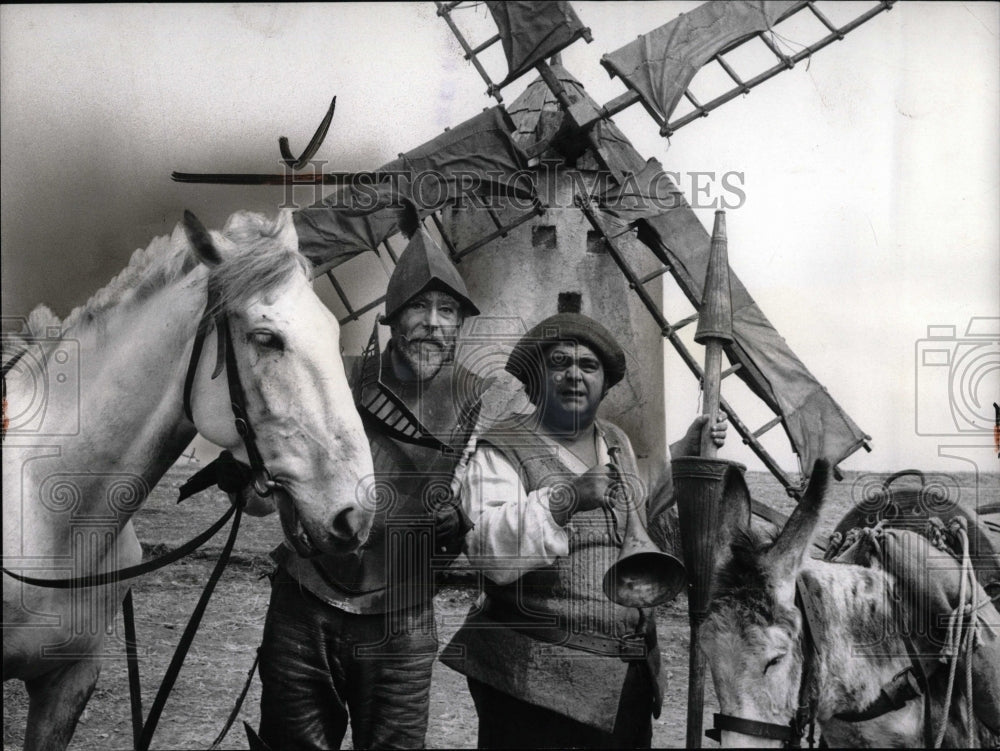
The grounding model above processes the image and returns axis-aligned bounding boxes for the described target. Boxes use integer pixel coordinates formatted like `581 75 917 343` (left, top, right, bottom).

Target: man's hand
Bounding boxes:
550 465 616 526
671 415 728 458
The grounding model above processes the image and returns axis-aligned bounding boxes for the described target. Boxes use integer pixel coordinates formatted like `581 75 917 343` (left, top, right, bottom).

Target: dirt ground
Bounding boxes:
4 465 996 750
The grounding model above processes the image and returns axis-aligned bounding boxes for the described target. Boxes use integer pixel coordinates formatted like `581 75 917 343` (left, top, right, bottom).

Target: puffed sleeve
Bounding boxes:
458 446 569 585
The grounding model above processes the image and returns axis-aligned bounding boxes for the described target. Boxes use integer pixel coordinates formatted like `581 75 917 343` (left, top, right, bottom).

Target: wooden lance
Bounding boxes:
696 210 733 460
680 210 736 747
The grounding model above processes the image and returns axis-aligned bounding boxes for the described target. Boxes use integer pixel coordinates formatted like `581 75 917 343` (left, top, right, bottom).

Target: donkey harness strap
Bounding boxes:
706 579 824 748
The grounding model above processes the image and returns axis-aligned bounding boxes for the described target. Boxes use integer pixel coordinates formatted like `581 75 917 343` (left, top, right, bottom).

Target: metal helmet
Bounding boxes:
382 228 480 323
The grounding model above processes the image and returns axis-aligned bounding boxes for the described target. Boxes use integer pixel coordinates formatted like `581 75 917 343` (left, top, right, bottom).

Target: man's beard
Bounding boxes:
394 333 454 380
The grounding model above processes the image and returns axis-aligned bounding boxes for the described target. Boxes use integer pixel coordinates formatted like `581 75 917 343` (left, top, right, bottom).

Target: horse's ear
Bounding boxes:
274 209 299 253
183 210 223 266
763 459 831 587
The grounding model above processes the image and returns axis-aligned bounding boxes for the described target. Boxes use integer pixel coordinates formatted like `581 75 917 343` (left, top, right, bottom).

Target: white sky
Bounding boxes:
2 2 997 476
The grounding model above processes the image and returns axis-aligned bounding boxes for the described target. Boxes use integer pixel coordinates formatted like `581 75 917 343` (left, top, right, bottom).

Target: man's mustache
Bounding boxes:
399 333 448 348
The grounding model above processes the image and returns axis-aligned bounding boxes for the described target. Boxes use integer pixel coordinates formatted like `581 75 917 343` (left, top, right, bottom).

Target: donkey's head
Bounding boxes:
701 460 831 747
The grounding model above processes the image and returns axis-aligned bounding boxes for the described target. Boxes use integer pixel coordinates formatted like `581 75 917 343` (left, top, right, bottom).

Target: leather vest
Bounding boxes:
276 348 485 614
441 419 660 732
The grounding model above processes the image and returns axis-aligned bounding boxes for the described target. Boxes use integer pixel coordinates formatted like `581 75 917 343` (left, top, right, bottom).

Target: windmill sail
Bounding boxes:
601 1 806 127
294 106 535 275
485 1 591 88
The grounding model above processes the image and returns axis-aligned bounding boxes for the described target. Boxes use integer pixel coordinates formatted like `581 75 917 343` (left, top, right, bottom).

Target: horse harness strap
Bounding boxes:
706 714 804 745
183 306 277 498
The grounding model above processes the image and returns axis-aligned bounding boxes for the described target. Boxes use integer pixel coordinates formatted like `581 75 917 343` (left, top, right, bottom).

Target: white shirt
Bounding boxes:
458 427 614 586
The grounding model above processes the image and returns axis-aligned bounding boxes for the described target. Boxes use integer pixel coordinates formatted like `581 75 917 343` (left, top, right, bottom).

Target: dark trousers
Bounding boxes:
257 568 437 750
467 667 654 749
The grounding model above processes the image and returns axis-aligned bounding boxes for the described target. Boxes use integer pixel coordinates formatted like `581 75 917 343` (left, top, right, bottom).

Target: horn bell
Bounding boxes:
603 503 687 608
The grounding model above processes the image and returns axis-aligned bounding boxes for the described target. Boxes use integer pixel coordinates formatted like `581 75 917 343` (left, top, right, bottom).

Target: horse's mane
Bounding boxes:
205 209 310 319
6 210 308 358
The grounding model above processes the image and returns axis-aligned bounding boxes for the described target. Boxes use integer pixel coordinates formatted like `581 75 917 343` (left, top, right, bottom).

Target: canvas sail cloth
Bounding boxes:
509 64 868 474
601 0 807 126
485 1 590 89
294 106 535 275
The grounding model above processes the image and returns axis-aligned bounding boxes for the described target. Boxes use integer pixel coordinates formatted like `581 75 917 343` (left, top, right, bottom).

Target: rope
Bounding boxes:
933 519 976 748
963 521 977 746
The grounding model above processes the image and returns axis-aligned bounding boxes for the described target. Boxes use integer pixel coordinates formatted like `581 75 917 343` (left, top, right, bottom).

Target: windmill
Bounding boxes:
176 0 890 492
172 0 896 744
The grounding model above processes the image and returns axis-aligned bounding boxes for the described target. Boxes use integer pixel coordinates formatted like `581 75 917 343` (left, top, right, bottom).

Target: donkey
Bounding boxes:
701 459 998 748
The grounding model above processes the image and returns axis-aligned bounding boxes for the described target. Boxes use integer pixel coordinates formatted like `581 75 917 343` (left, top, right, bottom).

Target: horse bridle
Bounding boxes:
180 301 278 501
706 579 820 748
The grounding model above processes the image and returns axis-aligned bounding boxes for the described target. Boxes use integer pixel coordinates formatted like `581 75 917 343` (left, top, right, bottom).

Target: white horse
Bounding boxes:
700 460 999 748
3 209 375 750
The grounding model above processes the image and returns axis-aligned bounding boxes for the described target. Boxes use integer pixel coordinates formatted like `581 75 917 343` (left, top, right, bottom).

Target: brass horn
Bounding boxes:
602 448 686 608
602 502 687 607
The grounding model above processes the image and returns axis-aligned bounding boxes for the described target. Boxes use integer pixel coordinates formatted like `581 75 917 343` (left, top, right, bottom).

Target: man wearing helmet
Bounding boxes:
256 217 485 750
441 302 725 749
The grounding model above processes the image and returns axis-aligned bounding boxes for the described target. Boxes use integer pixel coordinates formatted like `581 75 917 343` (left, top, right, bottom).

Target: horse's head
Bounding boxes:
701 460 831 748
182 209 375 556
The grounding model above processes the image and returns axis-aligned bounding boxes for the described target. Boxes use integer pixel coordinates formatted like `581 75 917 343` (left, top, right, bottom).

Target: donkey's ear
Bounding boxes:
183 210 223 266
763 459 831 589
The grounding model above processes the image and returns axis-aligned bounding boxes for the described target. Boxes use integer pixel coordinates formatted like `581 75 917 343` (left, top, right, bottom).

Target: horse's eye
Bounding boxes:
249 331 284 350
763 654 784 674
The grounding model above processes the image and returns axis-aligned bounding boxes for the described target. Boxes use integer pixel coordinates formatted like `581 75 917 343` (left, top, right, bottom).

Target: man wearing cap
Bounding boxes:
440 304 725 749
256 216 486 750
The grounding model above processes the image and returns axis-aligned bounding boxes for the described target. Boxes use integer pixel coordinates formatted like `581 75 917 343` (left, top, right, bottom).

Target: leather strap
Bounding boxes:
835 667 923 722
123 589 144 751
2 504 237 589
177 451 254 502
706 713 797 744
136 504 243 750
208 648 261 750
793 580 821 747
219 318 275 497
